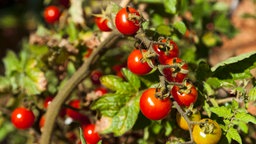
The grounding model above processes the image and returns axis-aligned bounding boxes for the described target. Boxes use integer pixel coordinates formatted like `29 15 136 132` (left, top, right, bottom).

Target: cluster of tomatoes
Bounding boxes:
101 6 222 144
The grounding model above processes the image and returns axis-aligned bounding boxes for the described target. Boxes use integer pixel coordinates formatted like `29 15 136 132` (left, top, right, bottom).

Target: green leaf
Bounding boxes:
248 87 256 101
164 0 177 14
103 93 141 136
173 21 187 35
203 82 215 96
0 76 11 93
235 112 256 124
100 75 133 94
79 127 86 144
3 51 21 76
237 121 248 133
211 51 256 79
121 68 140 91
156 25 172 36
203 101 211 117
66 21 79 42
206 77 234 89
210 106 232 118
91 93 131 117
195 61 212 81
226 127 242 144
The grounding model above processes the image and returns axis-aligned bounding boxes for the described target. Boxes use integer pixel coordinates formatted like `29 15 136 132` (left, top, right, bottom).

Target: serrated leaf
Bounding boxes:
103 93 141 136
248 87 256 101
235 112 256 124
226 127 242 144
173 21 187 35
211 52 256 79
164 0 177 14
100 75 133 94
237 121 248 133
121 68 140 91
210 106 232 118
91 93 131 117
3 51 21 76
206 77 234 89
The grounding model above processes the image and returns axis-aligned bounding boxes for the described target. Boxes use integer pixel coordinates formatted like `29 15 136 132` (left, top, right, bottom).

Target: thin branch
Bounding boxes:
39 30 121 144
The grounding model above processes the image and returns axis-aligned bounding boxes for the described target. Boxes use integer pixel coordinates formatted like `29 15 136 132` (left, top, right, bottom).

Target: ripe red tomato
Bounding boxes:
39 114 45 129
90 70 103 85
162 57 188 82
192 118 222 144
95 87 108 96
153 39 179 64
82 124 101 144
127 49 153 75
171 82 198 106
95 17 112 32
11 107 35 129
140 88 172 120
43 96 54 108
44 6 60 24
66 99 89 125
115 7 140 35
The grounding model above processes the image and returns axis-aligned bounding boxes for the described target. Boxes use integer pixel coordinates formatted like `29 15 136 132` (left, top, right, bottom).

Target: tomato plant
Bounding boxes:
11 107 35 130
140 88 172 120
43 6 61 24
0 1 256 144
192 118 222 144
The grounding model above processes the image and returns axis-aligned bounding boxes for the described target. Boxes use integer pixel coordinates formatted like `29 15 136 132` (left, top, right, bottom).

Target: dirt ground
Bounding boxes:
209 0 256 65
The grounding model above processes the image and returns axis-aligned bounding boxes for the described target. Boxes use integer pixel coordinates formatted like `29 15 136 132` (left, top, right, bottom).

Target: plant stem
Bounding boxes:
39 30 121 144
172 101 195 144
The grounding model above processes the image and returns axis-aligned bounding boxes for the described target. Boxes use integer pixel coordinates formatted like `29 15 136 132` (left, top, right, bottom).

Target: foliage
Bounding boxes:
0 0 255 144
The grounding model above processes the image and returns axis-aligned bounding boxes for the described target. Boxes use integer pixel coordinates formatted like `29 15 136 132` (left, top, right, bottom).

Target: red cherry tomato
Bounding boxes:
44 6 60 24
140 88 172 120
171 82 198 106
162 57 188 82
115 7 140 35
66 99 89 124
95 87 108 96
95 17 112 32
43 96 54 108
127 49 153 75
90 70 103 85
11 107 35 129
82 124 101 144
153 39 179 64
39 114 45 129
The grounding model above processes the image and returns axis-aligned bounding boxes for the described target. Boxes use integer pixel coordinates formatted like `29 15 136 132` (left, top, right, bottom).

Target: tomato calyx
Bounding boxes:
199 119 216 134
126 7 141 24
